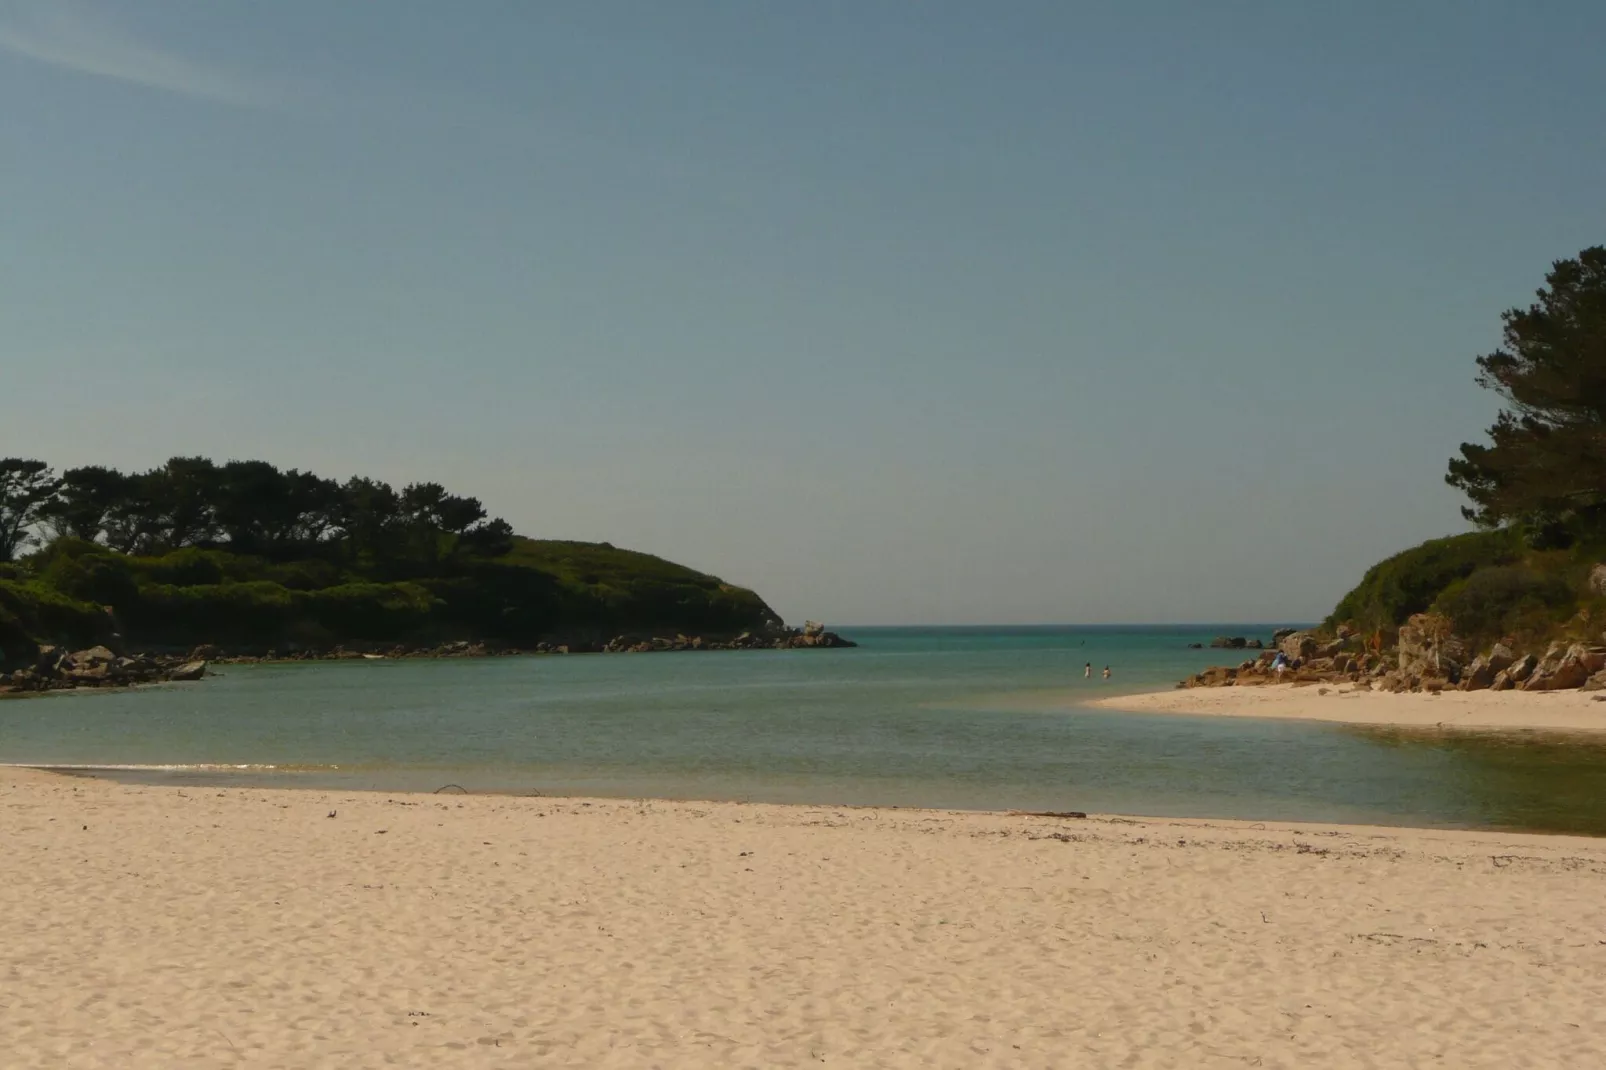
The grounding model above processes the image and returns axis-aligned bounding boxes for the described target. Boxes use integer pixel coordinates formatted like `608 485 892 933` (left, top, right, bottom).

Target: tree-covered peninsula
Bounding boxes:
1186 246 1606 693
0 457 835 676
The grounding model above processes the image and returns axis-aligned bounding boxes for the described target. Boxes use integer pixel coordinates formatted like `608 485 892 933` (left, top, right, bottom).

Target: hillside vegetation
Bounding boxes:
1325 530 1605 652
0 456 781 667
1322 246 1606 664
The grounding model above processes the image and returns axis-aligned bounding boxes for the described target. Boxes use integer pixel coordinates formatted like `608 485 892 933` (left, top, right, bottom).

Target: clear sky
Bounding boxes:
2 1 1602 626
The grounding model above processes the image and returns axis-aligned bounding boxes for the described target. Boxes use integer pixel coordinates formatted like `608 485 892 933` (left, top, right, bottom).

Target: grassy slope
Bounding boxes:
1325 529 1606 652
0 537 781 665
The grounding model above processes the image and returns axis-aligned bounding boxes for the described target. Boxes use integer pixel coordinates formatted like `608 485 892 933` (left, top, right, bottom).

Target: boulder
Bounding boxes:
1582 670 1606 693
1245 639 1264 649
1487 643 1515 674
1521 650 1591 691
1272 628 1298 645
1396 614 1466 679
1551 653 1592 690
1278 631 1319 660
33 645 67 676
1489 670 1514 691
68 645 116 668
1375 671 1409 693
1590 563 1606 597
1572 644 1606 674
1463 655 1495 691
1508 654 1539 683
167 660 207 682
1210 636 1248 649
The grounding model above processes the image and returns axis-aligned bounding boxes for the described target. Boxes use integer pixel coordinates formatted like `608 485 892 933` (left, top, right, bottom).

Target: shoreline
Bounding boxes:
1090 682 1606 733
8 760 1596 839
6 764 1606 1067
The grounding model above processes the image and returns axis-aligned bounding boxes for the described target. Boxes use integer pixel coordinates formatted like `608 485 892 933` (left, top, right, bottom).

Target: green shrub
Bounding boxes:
265 558 342 591
1432 566 1575 648
38 551 139 607
0 579 113 659
301 582 438 639
125 580 296 645
1327 529 1523 635
139 547 229 586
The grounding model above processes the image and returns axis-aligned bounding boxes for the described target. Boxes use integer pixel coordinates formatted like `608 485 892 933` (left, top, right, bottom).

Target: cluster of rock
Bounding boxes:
1190 636 1267 650
604 623 856 653
174 623 856 665
0 645 207 695
1385 615 1606 692
1180 616 1606 694
2 622 857 694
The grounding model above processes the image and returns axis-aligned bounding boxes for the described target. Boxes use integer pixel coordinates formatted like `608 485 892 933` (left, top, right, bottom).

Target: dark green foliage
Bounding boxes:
0 579 113 666
301 583 438 639
1431 567 1576 648
1447 247 1606 544
38 550 140 607
0 459 62 562
1326 529 1523 635
124 581 298 646
39 466 128 543
1 457 781 652
140 547 229 587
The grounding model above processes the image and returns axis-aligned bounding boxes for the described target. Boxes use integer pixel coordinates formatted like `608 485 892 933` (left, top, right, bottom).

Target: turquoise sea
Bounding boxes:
6 625 1606 834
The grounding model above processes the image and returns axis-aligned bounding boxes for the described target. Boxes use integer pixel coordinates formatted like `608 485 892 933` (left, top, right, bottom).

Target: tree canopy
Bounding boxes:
0 458 780 661
0 459 61 562
0 457 513 566
1447 246 1606 545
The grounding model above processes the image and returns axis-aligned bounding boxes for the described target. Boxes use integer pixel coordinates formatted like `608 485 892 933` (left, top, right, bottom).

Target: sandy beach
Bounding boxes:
1092 684 1606 733
3 767 1605 1068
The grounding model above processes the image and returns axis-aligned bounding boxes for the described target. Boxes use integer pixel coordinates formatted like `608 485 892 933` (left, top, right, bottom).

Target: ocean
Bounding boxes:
6 625 1606 833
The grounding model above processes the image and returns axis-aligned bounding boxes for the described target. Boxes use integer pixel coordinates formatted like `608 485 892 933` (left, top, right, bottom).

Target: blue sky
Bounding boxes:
2 1 1602 625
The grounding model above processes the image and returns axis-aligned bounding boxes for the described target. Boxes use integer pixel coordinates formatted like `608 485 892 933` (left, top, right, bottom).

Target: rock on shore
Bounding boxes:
2 623 857 694
0 645 207 695
1178 615 1606 695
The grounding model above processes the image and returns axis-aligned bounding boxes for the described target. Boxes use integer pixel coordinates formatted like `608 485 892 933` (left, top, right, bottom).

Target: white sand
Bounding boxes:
4 767 1606 1067
1092 684 1606 733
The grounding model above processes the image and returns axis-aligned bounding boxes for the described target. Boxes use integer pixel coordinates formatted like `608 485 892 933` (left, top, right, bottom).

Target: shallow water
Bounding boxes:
6 625 1606 834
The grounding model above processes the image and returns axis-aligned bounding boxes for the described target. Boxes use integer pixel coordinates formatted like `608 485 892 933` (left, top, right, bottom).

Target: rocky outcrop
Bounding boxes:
1206 635 1271 650
1519 642 1606 691
1396 614 1467 683
1278 631 1320 661
1179 620 1606 697
197 625 859 664
0 646 208 695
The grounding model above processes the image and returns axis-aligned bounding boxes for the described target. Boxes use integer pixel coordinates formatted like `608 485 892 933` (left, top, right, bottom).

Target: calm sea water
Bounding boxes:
6 625 1606 834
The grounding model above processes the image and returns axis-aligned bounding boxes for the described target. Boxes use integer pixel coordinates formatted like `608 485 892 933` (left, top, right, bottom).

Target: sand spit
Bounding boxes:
4 766 1606 1068
1092 683 1606 733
